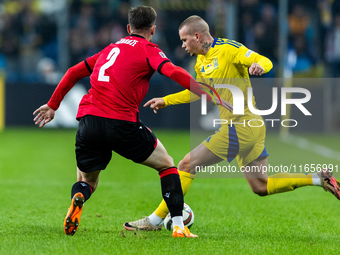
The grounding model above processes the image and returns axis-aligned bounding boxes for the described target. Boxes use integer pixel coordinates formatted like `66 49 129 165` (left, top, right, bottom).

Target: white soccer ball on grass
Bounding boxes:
163 203 194 230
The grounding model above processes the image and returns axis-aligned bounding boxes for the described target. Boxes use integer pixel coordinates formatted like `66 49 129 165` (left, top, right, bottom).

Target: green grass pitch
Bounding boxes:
1 128 340 254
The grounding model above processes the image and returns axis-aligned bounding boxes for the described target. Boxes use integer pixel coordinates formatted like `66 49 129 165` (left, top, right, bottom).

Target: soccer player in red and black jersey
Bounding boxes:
33 6 230 238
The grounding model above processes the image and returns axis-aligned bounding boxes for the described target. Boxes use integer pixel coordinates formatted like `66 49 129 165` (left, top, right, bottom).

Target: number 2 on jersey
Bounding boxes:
98 47 120 82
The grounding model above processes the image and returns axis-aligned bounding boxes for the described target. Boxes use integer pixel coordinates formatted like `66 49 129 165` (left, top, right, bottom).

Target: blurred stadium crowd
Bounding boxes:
1 0 340 84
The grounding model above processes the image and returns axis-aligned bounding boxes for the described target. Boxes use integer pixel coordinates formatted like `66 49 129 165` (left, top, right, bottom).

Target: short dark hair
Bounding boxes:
128 6 157 31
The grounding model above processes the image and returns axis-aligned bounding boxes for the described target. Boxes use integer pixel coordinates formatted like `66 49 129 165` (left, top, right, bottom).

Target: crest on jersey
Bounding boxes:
204 58 219 72
159 52 167 58
213 58 218 68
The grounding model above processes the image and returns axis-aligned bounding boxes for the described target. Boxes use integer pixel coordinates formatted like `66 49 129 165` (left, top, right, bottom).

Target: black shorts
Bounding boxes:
75 115 157 172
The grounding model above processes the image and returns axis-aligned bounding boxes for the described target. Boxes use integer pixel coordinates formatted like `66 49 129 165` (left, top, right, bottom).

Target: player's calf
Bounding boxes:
159 167 186 231
160 167 184 217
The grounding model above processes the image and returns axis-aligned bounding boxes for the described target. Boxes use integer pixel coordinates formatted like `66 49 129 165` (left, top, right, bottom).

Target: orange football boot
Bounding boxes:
172 226 198 238
319 169 340 200
64 192 85 236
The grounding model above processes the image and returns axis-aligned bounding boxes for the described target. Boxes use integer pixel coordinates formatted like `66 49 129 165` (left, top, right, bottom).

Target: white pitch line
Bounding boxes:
282 134 340 161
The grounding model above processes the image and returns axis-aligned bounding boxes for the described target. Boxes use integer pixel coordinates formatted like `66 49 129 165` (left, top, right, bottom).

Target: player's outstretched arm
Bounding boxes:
157 62 233 112
33 61 91 127
143 98 165 114
47 61 92 111
160 62 213 101
33 104 55 128
144 95 232 114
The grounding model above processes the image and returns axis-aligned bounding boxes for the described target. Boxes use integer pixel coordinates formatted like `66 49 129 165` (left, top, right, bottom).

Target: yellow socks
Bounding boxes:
267 173 313 195
154 170 194 218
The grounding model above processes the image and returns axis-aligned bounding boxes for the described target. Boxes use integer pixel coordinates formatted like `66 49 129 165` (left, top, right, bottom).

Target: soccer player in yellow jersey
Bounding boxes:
123 15 340 231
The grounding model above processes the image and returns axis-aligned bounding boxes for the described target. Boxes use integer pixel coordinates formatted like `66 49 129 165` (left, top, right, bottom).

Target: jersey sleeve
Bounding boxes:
48 50 102 110
228 45 273 73
256 56 273 73
84 51 102 73
162 64 202 106
47 61 91 110
163 89 201 106
160 62 212 102
146 45 171 73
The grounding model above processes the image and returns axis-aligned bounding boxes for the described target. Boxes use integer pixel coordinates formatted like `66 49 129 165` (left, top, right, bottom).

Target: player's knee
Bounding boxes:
250 185 268 197
178 154 190 172
178 159 190 173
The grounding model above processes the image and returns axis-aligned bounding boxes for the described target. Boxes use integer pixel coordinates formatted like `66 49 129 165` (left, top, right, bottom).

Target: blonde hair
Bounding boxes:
178 15 209 35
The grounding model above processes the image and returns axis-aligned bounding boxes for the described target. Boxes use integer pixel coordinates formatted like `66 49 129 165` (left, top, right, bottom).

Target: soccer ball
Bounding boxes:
163 203 194 230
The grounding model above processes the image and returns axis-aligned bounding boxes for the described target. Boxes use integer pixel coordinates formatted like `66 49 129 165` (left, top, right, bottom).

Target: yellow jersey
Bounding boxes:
163 38 273 121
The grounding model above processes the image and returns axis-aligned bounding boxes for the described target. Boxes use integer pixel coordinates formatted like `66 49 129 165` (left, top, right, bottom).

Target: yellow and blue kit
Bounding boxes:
163 38 273 167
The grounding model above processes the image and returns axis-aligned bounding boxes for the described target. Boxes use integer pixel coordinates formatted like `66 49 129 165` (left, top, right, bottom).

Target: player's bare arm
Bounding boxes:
33 104 55 128
144 98 165 114
249 63 265 76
